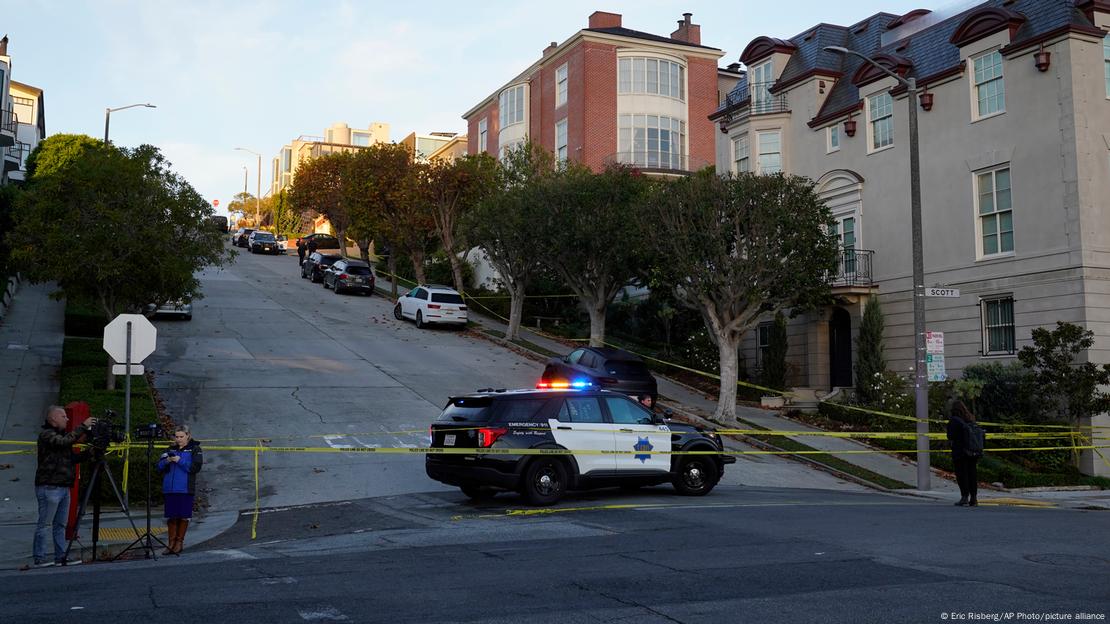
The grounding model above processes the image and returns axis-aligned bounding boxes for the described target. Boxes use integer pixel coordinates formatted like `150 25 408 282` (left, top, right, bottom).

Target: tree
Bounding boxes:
644 170 839 421
538 162 648 347
8 134 230 389
289 152 350 256
854 295 887 403
1017 321 1110 423
760 312 788 391
423 154 499 293
464 143 553 340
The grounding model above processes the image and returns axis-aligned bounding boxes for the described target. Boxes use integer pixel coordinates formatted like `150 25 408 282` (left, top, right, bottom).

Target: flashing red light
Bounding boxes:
477 427 508 448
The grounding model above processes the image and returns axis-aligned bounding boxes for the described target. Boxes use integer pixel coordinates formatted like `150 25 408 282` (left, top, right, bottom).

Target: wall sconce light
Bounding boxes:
719 118 730 134
1034 45 1051 72
843 117 857 137
919 90 934 112
819 80 827 94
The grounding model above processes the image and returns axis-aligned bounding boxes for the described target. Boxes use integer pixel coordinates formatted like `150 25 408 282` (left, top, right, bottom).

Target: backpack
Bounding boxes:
964 421 985 458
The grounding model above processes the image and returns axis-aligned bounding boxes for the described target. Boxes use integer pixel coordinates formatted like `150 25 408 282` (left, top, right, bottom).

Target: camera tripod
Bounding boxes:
64 447 153 562
115 432 171 560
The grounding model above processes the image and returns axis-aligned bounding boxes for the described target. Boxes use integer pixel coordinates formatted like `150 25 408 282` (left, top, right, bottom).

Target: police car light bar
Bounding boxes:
536 379 593 390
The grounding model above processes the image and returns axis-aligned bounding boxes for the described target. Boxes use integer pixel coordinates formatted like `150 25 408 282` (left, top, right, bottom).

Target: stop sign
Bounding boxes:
213 199 220 207
103 314 157 364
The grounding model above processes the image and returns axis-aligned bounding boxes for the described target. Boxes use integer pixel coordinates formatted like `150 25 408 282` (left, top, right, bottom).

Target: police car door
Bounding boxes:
548 396 617 476
604 396 670 473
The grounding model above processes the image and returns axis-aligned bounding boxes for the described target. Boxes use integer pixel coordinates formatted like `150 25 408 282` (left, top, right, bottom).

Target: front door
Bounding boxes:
603 396 670 474
829 307 853 388
548 396 617 476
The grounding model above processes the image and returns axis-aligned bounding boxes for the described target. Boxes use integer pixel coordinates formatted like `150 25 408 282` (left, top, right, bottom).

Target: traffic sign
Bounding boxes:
926 287 960 298
111 364 145 376
213 199 220 207
926 331 944 354
103 314 157 364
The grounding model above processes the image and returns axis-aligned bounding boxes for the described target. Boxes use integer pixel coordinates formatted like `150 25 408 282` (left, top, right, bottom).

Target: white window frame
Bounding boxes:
351 131 371 147
499 85 526 129
826 125 840 153
756 130 781 175
975 165 1014 259
617 114 686 170
732 134 750 173
556 63 568 108
757 322 772 368
477 118 488 153
555 120 568 163
980 295 1016 356
617 56 686 101
867 91 894 153
971 49 1005 120
749 60 774 113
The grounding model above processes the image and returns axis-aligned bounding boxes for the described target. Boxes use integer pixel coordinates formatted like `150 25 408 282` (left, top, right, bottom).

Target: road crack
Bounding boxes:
570 581 687 624
291 386 327 424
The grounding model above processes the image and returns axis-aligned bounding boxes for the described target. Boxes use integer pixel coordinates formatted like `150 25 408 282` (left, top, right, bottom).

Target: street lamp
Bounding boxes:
235 147 262 228
824 45 929 490
104 103 156 144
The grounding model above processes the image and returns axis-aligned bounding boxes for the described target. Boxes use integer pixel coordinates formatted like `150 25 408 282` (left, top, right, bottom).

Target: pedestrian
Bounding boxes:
33 406 96 568
306 238 318 257
157 425 203 554
946 400 980 507
297 238 306 266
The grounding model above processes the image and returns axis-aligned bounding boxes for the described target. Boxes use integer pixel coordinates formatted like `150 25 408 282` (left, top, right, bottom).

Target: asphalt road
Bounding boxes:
144 245 866 514
3 486 1106 623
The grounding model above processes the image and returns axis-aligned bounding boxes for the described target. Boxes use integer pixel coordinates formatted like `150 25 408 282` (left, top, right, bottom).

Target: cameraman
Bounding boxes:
157 425 202 554
33 406 96 568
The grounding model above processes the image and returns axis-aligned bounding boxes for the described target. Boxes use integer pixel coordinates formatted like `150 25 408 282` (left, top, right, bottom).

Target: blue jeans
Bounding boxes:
34 485 71 563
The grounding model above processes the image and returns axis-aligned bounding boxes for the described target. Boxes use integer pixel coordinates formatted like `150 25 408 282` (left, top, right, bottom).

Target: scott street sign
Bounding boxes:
926 287 960 298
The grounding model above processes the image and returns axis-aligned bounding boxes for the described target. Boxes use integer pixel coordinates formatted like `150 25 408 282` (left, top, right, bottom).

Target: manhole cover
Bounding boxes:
1024 553 1109 568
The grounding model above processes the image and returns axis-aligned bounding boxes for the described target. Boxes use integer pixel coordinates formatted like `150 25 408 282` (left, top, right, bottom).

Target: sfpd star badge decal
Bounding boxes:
634 437 654 463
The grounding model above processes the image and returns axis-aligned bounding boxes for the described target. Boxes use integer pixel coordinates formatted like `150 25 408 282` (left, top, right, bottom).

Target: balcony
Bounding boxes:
748 83 788 115
0 109 15 147
827 249 876 293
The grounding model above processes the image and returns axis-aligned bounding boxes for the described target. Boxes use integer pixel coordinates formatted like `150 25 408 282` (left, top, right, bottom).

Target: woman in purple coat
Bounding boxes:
157 425 203 554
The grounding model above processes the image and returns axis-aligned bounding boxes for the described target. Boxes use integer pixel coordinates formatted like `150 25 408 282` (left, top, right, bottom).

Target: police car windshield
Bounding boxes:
253 232 276 241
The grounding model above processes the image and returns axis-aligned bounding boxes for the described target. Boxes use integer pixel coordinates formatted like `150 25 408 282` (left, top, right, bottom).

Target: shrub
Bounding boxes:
962 362 1046 425
64 297 105 338
759 312 788 391
855 296 886 403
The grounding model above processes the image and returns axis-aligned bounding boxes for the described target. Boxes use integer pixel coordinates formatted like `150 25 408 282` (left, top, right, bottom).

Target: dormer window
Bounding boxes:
867 92 893 152
972 50 1005 119
749 61 773 113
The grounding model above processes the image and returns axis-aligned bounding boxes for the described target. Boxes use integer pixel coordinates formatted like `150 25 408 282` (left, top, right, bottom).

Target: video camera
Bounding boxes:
87 409 126 451
134 422 164 441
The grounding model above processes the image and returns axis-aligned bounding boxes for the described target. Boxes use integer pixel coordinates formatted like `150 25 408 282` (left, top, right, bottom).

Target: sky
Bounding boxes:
6 0 942 216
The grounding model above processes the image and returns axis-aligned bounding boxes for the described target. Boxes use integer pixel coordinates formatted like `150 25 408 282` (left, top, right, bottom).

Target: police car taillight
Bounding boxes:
477 427 508 447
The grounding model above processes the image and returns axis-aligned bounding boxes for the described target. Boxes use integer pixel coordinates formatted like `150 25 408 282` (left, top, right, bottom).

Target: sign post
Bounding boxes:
103 314 157 508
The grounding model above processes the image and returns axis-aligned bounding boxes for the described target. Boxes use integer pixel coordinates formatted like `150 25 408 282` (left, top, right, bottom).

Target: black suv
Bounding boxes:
541 347 658 407
323 259 375 295
426 388 734 505
301 252 342 283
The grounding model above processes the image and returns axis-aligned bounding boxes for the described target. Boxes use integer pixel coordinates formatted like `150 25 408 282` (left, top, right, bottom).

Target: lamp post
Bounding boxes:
104 103 156 144
235 147 263 228
241 166 248 224
825 45 929 490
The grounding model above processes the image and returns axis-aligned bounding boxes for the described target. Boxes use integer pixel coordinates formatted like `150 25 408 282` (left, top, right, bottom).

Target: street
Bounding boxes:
2 487 1107 623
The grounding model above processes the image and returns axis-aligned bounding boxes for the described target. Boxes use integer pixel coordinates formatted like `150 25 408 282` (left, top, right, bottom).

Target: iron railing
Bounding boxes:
0 109 15 133
748 82 788 115
828 249 875 288
611 150 690 172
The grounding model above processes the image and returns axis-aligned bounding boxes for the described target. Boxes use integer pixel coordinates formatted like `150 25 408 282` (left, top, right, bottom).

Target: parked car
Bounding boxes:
144 300 192 321
301 252 342 283
248 230 281 254
393 284 467 329
232 227 255 247
276 234 290 252
299 233 342 250
425 387 734 505
541 347 658 408
210 215 229 233
323 259 375 295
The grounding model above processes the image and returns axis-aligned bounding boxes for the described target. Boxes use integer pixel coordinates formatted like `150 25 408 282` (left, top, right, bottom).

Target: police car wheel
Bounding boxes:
393 304 403 320
673 457 717 496
523 458 567 506
460 485 496 500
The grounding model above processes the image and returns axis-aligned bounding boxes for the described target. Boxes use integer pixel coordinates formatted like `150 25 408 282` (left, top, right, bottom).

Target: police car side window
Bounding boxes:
578 352 597 368
558 398 604 423
494 399 548 423
605 397 654 425
567 350 584 365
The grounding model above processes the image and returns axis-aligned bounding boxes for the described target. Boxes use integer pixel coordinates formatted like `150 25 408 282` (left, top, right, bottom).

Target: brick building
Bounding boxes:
462 11 728 174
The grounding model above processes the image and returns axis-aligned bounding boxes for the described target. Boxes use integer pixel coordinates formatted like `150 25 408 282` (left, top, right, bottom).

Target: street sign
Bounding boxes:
926 331 944 354
111 364 145 376
213 199 220 207
926 353 947 382
103 314 157 364
926 287 960 298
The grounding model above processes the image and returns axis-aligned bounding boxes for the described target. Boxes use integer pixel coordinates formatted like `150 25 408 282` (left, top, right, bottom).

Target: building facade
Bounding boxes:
427 134 468 162
401 131 458 162
713 0 1110 474
270 121 391 195
8 80 46 183
462 11 726 174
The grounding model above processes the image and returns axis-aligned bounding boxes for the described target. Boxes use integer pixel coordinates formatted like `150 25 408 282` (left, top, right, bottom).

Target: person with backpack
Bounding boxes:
946 400 983 506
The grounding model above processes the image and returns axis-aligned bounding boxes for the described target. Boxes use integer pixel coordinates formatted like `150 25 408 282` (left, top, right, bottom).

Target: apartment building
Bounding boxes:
270 121 390 194
8 80 46 183
427 134 468 163
400 131 458 162
462 11 726 174
712 1 1110 473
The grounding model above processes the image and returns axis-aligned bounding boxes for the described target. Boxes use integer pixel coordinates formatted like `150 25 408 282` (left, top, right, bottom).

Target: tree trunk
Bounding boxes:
713 332 743 422
448 247 466 294
586 300 606 347
388 252 398 301
358 242 370 263
337 228 348 258
506 281 526 341
411 248 427 286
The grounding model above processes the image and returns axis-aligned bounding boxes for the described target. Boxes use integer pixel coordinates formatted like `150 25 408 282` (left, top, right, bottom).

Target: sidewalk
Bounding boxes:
0 283 240 568
404 277 1107 511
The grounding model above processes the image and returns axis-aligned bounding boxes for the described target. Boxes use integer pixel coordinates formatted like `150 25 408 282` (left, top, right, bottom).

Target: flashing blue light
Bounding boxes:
570 379 593 389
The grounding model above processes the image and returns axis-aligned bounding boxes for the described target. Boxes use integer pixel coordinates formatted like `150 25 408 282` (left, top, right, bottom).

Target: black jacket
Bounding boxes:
946 417 969 456
35 423 91 487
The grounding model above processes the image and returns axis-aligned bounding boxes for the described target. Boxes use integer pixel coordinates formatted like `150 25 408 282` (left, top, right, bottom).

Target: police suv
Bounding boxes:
425 386 735 505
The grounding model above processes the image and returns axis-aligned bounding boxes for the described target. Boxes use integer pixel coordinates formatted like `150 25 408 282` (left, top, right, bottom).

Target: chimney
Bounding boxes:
670 13 701 46
542 41 559 58
588 11 622 29
0 35 8 56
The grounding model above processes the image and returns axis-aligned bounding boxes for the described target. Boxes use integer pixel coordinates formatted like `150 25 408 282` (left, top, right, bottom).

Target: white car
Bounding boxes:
393 284 468 329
